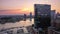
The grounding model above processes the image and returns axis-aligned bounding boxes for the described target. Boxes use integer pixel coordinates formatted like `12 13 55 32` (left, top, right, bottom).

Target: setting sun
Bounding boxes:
22 8 29 11
21 7 34 12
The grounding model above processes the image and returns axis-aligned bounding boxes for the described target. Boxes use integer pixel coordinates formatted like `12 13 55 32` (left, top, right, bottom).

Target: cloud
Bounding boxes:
0 9 33 15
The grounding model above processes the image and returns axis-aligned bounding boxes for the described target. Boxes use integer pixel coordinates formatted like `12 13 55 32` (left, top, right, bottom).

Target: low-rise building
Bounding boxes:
48 27 60 34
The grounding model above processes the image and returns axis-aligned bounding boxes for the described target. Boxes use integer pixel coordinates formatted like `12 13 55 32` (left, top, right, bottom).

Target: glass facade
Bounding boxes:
34 4 51 29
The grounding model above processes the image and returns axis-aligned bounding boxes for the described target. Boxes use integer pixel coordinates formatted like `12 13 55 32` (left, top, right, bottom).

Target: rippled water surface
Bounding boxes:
0 19 34 30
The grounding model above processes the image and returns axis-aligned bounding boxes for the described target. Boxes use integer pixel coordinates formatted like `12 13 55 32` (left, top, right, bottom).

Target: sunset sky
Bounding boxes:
0 0 60 15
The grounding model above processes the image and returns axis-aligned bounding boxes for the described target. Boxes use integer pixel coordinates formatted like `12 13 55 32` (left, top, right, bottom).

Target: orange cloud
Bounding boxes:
0 9 34 15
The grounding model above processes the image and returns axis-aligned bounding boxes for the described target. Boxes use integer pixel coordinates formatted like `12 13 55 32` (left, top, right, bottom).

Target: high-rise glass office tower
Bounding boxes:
34 4 51 29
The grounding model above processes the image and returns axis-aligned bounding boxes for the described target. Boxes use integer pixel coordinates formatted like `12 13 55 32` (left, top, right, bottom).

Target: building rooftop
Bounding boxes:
34 4 51 6
48 26 60 32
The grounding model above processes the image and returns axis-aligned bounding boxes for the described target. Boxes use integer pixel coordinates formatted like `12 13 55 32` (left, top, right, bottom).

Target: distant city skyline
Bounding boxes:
0 0 60 15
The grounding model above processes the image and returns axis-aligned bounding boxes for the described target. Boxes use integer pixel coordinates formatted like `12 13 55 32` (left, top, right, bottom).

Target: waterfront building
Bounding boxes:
34 4 51 34
48 14 60 34
48 27 60 34
24 14 27 21
51 10 56 26
34 4 51 29
30 12 32 21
